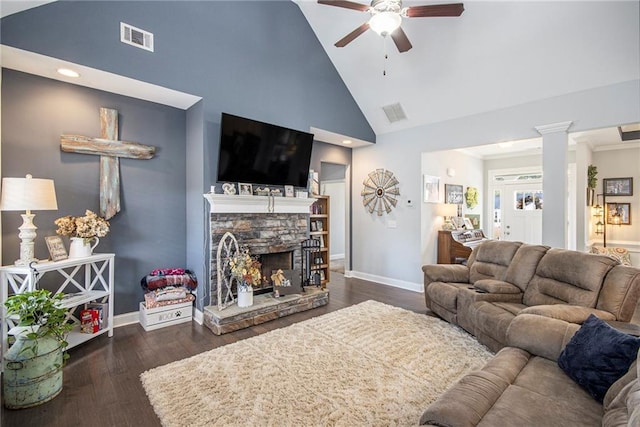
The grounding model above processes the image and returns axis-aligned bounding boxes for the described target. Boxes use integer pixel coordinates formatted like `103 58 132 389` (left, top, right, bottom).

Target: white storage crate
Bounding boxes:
139 301 193 331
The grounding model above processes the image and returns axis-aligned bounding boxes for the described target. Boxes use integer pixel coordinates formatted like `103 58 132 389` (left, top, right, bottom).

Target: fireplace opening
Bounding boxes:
252 251 294 296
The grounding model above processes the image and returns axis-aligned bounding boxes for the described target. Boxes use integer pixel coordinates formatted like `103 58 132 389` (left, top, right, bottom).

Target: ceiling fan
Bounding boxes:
318 0 464 53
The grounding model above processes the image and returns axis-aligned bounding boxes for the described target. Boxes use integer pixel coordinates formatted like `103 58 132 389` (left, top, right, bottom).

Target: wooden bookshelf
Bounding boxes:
310 195 330 287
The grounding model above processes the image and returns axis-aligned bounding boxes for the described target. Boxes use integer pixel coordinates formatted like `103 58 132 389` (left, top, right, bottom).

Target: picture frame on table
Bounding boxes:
45 235 68 261
451 217 465 230
238 183 253 196
603 177 633 196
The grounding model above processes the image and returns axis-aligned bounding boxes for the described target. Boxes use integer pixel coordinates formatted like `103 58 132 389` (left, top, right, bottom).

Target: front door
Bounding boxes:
503 182 543 244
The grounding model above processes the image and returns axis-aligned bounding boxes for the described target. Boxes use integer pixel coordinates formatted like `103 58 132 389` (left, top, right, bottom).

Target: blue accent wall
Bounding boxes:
1 69 187 314
1 1 373 313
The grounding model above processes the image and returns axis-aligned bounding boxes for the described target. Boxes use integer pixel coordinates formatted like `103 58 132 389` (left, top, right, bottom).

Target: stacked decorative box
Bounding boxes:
139 268 197 331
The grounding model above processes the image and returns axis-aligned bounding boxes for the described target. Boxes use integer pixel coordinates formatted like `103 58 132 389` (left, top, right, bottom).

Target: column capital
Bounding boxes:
534 121 573 135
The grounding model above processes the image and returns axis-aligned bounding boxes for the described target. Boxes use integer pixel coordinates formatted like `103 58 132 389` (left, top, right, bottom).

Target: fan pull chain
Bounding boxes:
383 36 389 76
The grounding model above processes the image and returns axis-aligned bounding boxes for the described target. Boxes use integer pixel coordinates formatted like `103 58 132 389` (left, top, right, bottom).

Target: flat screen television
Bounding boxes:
217 113 314 188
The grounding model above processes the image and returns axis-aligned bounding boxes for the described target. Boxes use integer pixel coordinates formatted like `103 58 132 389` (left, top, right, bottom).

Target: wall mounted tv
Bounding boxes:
217 113 314 188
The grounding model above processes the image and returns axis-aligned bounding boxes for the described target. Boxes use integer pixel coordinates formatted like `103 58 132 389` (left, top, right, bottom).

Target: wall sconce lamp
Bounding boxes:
0 174 58 265
435 203 458 230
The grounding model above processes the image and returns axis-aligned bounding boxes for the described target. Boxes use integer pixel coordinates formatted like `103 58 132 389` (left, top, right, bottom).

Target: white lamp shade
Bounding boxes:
369 12 402 36
434 203 458 217
0 175 58 211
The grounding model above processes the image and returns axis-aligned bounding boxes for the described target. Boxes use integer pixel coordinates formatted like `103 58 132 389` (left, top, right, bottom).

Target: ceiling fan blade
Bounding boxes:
317 0 370 12
335 22 370 47
390 27 412 53
405 3 464 18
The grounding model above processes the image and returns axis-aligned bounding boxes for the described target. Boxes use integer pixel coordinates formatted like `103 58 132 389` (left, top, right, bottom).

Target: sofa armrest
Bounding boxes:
422 264 469 285
506 314 580 361
474 279 521 294
520 304 617 324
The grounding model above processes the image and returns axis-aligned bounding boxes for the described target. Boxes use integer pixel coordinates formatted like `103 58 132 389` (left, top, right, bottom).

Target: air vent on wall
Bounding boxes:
382 102 407 123
120 22 154 52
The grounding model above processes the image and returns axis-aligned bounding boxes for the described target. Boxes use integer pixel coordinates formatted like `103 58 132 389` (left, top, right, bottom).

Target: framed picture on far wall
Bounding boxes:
423 175 440 203
444 184 464 205
603 177 633 196
607 203 631 225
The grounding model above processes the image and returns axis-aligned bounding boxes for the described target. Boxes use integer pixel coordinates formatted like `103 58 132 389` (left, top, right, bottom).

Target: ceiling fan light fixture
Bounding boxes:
369 12 402 36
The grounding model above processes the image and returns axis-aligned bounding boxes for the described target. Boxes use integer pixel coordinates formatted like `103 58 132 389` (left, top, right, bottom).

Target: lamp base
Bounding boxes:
15 212 39 266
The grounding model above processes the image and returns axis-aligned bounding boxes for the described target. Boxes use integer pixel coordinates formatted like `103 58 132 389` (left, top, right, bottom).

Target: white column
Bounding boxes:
535 121 572 249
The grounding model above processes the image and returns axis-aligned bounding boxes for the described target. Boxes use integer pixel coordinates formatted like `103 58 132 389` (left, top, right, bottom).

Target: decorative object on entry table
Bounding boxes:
55 210 109 258
603 177 633 196
0 174 58 266
230 246 262 308
60 107 156 219
423 175 440 203
3 289 73 409
587 165 598 206
361 168 400 216
45 235 68 261
464 186 479 209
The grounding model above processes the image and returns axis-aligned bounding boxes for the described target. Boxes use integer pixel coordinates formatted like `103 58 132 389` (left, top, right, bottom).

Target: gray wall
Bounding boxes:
1 1 372 312
1 69 187 314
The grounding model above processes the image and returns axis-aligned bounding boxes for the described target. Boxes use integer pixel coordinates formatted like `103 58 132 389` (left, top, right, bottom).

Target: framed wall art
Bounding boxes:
603 177 633 196
607 203 631 225
423 175 440 203
444 184 463 205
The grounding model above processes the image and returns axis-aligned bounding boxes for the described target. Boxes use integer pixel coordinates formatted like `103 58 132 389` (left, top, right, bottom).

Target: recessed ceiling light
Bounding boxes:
342 140 352 145
57 68 80 78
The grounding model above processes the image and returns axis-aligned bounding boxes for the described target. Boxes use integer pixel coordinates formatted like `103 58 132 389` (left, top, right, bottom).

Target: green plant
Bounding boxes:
4 289 73 360
587 165 598 189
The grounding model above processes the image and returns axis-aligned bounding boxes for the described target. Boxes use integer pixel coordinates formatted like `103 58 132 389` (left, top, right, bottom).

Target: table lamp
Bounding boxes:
0 174 58 265
435 203 458 230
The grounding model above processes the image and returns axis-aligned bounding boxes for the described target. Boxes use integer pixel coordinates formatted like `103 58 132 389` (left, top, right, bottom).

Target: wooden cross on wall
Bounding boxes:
60 108 156 220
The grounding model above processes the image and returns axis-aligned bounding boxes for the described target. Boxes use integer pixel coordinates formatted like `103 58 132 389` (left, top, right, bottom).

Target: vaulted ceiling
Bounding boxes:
2 0 639 151
295 0 640 137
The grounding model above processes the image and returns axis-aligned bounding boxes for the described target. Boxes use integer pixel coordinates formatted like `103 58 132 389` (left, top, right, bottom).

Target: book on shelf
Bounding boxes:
80 309 100 334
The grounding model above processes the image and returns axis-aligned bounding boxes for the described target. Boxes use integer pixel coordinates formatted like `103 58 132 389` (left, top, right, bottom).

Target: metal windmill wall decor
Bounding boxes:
361 168 400 216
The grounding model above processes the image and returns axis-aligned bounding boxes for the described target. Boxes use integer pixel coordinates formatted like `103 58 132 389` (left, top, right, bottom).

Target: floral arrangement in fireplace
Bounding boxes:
229 247 262 291
55 209 110 243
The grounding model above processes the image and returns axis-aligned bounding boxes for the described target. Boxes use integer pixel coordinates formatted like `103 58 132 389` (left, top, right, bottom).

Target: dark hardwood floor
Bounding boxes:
2 274 428 427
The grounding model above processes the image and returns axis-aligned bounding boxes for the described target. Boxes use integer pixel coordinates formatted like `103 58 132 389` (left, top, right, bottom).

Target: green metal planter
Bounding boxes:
3 335 63 409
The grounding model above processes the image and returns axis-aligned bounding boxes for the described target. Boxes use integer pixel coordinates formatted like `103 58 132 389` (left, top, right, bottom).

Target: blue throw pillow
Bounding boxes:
558 314 640 402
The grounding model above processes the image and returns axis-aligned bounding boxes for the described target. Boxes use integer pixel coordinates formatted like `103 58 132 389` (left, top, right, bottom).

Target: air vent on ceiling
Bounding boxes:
120 22 154 52
382 103 407 123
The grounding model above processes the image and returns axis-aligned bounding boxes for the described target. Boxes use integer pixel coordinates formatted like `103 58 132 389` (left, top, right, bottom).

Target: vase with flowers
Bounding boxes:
55 210 110 258
229 247 262 308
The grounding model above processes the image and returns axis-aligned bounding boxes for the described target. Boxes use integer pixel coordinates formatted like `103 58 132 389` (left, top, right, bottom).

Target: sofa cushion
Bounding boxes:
557 315 640 402
426 282 470 312
523 249 618 307
469 240 522 284
520 304 616 324
597 265 640 322
474 279 522 294
470 301 526 349
502 244 549 291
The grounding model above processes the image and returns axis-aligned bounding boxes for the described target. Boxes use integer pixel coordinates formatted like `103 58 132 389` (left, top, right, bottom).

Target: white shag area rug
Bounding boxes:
140 300 492 427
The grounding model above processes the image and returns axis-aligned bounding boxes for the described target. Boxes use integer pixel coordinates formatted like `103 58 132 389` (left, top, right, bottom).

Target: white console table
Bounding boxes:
1 254 115 360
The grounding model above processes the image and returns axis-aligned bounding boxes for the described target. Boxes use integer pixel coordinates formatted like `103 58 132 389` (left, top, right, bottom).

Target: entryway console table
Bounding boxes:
0 254 115 361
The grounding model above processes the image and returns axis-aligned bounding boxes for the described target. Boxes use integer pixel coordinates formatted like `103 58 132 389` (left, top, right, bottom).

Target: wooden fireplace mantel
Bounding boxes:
203 193 315 214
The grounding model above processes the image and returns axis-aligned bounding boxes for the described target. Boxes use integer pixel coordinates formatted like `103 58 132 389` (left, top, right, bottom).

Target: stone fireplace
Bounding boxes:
204 194 315 306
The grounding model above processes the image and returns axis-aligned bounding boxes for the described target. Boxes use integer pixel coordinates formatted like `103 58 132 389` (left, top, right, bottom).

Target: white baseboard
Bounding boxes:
348 270 423 293
193 307 204 325
330 253 345 261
